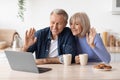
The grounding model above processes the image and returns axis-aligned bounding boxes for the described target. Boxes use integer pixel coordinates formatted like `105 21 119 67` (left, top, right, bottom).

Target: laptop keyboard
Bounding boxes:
37 67 52 73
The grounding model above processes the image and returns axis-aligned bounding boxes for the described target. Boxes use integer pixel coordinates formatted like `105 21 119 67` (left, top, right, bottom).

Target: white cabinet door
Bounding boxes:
110 53 120 62
0 52 8 64
110 53 115 63
115 53 120 62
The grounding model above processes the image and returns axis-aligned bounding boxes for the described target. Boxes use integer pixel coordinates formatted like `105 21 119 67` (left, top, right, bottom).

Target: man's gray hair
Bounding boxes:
50 9 68 22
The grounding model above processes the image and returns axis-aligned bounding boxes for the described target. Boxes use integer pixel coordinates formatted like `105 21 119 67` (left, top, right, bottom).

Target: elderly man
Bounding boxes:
22 9 76 64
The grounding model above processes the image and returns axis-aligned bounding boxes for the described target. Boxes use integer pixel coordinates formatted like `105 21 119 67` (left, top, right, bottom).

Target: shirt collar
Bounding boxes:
48 30 52 40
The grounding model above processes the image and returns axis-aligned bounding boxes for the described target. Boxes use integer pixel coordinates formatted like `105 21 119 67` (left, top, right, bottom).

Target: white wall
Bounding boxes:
0 0 32 38
0 0 120 39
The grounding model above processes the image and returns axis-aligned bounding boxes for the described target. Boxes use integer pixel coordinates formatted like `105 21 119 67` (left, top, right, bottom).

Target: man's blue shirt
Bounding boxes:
27 27 76 62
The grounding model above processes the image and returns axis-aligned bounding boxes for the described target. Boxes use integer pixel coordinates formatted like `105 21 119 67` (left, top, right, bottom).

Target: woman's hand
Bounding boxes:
86 27 96 48
75 55 80 64
22 28 37 51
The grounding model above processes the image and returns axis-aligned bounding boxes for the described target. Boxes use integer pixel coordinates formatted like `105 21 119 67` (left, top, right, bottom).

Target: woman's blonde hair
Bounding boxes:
69 12 90 37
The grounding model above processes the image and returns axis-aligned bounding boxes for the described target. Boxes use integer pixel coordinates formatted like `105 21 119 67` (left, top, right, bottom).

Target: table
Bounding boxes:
0 52 120 80
0 62 120 80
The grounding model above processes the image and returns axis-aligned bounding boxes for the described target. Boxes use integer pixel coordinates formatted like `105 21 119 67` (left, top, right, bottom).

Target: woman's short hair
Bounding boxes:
50 9 68 22
69 12 90 37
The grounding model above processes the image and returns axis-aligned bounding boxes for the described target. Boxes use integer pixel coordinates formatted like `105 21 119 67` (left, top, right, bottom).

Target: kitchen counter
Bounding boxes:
106 47 120 53
0 47 21 52
1 47 120 53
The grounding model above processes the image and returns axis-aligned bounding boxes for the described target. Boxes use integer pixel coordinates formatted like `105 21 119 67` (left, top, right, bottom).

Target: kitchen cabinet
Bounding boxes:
107 47 120 63
0 52 8 64
115 53 120 62
110 53 115 62
110 53 120 62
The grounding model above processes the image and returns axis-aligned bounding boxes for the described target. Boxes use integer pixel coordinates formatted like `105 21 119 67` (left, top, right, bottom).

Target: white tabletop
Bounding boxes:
0 52 120 80
0 62 120 79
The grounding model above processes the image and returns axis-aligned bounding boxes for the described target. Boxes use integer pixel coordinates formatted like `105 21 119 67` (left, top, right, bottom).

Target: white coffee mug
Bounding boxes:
79 54 88 66
63 54 72 66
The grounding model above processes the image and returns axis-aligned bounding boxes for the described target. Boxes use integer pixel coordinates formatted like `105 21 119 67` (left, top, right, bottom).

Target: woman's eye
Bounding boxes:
70 23 73 25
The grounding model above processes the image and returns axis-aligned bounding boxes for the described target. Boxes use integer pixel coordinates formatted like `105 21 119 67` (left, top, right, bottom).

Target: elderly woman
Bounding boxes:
69 12 111 63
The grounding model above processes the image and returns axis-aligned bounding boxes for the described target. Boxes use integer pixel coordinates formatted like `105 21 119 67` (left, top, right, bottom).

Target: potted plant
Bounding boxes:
17 0 26 21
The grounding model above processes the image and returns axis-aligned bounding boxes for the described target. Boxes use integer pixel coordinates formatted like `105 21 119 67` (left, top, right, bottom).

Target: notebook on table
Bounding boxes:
5 51 52 73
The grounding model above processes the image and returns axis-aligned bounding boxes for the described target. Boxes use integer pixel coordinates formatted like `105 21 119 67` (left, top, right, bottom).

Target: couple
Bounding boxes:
22 9 111 65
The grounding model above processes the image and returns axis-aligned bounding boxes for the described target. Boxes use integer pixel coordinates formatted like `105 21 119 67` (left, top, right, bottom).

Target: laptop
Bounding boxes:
5 51 52 73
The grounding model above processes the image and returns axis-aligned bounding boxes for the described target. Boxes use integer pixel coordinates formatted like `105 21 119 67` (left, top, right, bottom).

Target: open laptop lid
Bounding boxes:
5 51 40 73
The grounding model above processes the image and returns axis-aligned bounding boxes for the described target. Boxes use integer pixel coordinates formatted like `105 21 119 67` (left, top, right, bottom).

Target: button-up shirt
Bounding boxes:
27 27 76 62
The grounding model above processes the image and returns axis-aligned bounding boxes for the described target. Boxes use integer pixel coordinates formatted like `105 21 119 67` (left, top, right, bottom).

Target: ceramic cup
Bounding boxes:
63 54 72 66
79 54 88 66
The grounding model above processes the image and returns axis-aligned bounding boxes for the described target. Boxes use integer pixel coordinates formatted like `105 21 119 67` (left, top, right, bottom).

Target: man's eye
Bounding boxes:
59 23 62 25
57 23 62 25
52 22 55 24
